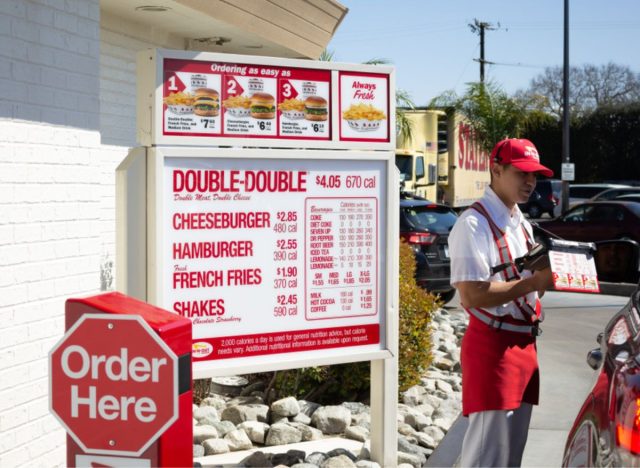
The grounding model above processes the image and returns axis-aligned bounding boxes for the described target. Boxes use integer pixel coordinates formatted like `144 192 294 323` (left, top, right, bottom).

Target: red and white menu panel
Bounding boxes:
339 72 390 142
163 59 331 140
305 197 377 320
163 157 386 361
549 250 600 293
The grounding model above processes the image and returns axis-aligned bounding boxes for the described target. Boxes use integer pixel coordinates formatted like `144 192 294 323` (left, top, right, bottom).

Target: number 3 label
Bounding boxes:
282 83 292 98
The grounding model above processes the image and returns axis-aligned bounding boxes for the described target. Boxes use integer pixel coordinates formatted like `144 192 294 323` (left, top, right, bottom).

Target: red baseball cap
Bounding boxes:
490 138 553 177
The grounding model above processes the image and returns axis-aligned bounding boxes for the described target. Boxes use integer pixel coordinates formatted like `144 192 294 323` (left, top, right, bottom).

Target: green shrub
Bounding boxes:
271 362 370 404
398 239 439 391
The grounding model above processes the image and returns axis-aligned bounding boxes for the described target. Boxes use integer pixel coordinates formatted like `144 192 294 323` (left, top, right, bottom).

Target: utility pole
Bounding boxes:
469 19 498 83
561 0 572 212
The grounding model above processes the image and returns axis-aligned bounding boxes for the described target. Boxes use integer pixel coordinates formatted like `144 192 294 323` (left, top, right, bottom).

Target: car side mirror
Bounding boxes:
594 240 640 283
587 348 603 370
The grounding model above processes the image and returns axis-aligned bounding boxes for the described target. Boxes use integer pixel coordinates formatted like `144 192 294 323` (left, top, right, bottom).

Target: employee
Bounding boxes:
448 138 555 467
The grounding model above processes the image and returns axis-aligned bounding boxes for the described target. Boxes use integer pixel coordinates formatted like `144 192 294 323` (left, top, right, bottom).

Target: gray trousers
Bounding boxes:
460 403 533 467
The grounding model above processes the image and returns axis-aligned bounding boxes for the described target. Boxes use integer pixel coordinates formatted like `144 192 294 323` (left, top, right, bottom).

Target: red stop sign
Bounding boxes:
49 314 178 456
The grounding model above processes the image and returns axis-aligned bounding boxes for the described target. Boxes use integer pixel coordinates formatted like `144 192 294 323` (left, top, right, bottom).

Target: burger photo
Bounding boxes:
250 92 275 119
192 88 220 117
304 95 328 121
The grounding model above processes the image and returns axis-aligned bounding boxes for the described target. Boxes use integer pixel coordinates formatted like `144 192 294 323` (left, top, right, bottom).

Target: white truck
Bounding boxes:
396 109 490 209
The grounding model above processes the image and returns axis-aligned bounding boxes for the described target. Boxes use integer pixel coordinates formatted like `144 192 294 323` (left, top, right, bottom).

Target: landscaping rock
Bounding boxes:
224 429 253 451
312 406 352 434
241 451 273 468
265 423 303 446
193 425 218 444
271 396 300 417
202 438 229 455
345 425 369 442
321 455 357 468
238 421 270 444
221 405 257 425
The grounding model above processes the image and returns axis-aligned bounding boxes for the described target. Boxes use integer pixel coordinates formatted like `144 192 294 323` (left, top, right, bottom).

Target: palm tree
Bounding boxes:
430 81 529 153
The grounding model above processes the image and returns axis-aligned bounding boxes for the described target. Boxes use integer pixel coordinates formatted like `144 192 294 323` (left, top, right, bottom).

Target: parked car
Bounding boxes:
400 194 458 303
569 184 630 208
536 201 640 245
589 187 640 202
615 194 640 204
519 179 562 218
563 242 640 466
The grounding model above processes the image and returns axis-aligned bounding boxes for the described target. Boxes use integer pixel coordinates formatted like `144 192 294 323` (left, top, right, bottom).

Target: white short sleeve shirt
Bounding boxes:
449 186 538 320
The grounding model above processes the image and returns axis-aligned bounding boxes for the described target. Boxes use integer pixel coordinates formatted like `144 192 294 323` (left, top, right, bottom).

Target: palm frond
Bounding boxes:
396 111 414 147
318 49 335 62
396 89 415 109
363 58 391 65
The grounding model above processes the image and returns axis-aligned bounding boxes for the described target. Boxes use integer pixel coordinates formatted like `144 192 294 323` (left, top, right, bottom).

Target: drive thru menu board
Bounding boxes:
163 59 331 140
138 49 395 148
163 156 387 362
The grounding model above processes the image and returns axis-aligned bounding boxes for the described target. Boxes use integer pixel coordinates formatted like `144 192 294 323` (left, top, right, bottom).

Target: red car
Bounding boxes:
537 201 640 245
563 241 640 466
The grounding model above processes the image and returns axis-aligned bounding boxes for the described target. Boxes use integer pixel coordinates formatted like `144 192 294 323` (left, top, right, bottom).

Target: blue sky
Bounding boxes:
327 0 640 105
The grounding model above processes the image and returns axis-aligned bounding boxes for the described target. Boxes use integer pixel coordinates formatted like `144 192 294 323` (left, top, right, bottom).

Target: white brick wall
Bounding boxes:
1 2 190 465
0 121 105 467
0 0 105 465
0 0 100 129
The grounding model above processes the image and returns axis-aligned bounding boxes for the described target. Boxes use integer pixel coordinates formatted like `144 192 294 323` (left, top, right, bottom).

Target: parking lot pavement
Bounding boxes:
522 291 629 466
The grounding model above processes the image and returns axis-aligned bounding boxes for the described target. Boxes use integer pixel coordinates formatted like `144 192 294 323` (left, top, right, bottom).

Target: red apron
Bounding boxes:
461 202 542 416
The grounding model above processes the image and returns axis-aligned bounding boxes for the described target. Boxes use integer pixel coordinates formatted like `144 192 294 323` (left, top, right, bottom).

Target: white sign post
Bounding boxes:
119 49 399 466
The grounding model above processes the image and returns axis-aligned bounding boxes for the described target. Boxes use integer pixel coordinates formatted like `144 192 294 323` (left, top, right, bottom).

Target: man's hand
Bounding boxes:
457 267 554 310
532 267 554 298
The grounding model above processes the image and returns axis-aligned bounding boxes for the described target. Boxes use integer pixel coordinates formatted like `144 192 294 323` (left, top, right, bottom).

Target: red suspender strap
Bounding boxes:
469 202 540 322
521 224 533 249
470 203 519 281
519 223 543 320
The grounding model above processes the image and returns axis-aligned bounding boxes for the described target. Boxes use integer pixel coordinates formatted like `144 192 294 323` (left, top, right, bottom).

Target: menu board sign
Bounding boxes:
163 59 331 141
158 152 389 363
339 72 390 142
137 49 395 149
549 249 600 293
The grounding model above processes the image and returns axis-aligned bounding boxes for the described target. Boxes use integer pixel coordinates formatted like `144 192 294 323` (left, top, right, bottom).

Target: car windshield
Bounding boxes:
403 206 457 233
594 188 638 200
562 205 593 222
570 186 608 199
625 202 640 217
395 155 413 178
563 204 635 222
617 195 640 203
